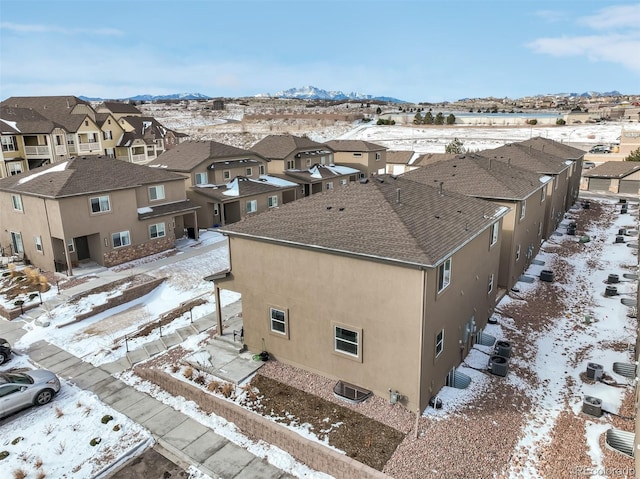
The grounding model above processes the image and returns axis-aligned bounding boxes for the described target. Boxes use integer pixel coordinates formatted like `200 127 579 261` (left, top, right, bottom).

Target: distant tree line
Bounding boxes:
413 111 456 125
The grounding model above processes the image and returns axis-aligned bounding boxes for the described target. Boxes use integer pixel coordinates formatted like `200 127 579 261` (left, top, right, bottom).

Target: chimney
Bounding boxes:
396 188 401 204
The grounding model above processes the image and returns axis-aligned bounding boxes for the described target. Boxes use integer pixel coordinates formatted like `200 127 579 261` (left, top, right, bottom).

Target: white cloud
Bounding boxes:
0 21 123 36
578 4 640 30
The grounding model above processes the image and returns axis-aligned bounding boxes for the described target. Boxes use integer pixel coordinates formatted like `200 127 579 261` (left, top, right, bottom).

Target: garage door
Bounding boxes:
619 180 640 195
588 178 611 191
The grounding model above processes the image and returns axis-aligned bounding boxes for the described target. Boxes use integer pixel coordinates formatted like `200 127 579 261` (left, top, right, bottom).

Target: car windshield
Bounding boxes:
0 373 33 385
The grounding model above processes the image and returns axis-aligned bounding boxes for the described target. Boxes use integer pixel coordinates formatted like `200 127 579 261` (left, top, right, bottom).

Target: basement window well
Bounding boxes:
333 381 372 404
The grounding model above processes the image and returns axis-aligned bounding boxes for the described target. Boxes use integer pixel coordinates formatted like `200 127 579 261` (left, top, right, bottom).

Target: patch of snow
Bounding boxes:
17 161 68 184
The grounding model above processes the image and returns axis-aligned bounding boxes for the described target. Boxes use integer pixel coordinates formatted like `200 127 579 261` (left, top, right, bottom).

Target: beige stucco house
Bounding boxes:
218 175 509 412
324 139 387 177
0 155 198 275
385 150 416 175
485 142 573 239
250 134 336 175
584 161 640 194
149 140 301 227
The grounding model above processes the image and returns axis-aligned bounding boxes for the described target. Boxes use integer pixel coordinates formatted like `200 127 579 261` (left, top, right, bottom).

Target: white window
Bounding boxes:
149 223 166 239
213 203 219 216
326 182 333 190
268 195 278 208
7 162 23 175
67 239 75 253
490 223 499 246
306 159 312 167
438 258 452 292
245 167 253 176
334 325 359 357
103 130 113 140
488 273 494 294
195 172 208 185
90 195 110 213
148 185 165 201
10 232 24 254
259 165 266 175
375 152 381 161
246 200 257 213
1 136 17 152
66 134 75 146
538 222 543 237
286 159 295 169
112 231 131 248
540 188 545 203
520 199 526 220
105 148 115 158
223 170 231 180
11 194 23 212
270 308 287 335
34 236 43 253
320 156 327 165
516 244 521 261
435 329 444 357
340 178 348 186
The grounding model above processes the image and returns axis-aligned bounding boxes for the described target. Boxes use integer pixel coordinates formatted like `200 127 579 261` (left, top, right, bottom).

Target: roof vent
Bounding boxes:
338 207 345 212
326 206 332 210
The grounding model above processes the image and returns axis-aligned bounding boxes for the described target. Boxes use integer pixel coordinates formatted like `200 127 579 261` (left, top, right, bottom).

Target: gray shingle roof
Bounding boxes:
584 161 640 178
0 106 57 134
283 164 357 183
413 153 458 167
138 199 199 219
1 96 92 132
402 153 546 200
324 139 387 152
250 135 331 159
0 155 185 198
386 151 414 164
519 137 586 160
101 102 142 115
149 140 264 172
484 143 569 175
220 175 507 267
191 176 294 202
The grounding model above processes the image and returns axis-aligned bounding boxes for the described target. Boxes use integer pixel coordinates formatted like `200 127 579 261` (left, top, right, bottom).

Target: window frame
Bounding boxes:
223 170 231 180
149 222 166 239
194 172 208 185
269 307 288 337
10 194 23 212
516 244 521 261
148 184 165 201
437 257 452 293
34 236 43 253
435 329 444 358
89 195 111 214
286 159 295 170
520 199 526 220
246 199 257 214
326 182 334 190
245 167 253 176
490 223 499 247
259 165 266 175
488 273 494 294
333 323 361 361
268 195 278 208
111 230 131 248
1 135 18 152
7 162 23 175
67 239 75 253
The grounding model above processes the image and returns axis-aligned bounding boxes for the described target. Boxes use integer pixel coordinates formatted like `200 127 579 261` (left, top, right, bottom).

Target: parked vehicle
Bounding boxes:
589 145 610 154
0 369 61 418
582 161 596 169
0 339 10 364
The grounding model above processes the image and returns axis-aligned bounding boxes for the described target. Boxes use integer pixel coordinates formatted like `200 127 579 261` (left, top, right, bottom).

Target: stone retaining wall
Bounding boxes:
103 236 174 268
136 368 391 479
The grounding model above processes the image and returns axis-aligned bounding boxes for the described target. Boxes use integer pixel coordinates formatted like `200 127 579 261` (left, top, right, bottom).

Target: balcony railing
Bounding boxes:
78 142 100 152
55 145 67 155
130 154 147 163
24 145 51 156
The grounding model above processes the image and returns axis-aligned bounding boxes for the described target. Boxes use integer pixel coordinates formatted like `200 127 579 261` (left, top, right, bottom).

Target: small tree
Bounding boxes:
376 107 382 115
413 112 423 124
556 118 566 125
446 113 456 125
423 111 434 125
434 112 445 125
445 138 465 154
626 147 640 162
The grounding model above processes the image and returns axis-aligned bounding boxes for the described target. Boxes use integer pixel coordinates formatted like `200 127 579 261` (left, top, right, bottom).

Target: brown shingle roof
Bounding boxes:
0 155 185 198
386 151 414 164
220 175 507 267
0 106 57 134
413 153 458 167
101 101 142 115
283 164 358 183
403 153 546 200
484 143 569 175
519 137 585 160
149 140 265 172
138 199 199 219
1 96 92 132
251 134 331 159
191 176 295 202
584 161 640 178
324 139 386 152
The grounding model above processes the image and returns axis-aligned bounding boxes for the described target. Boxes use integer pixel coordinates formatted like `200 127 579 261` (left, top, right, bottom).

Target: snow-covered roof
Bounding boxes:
17 161 68 185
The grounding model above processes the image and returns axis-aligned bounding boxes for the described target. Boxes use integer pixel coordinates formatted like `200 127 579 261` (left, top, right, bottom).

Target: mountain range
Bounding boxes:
79 87 625 103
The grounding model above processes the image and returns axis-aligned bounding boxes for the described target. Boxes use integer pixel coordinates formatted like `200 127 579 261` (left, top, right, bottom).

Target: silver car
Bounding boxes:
0 370 61 418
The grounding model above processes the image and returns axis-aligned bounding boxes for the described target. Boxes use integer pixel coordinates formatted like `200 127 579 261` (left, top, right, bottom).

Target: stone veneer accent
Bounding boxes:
136 368 392 479
103 234 174 268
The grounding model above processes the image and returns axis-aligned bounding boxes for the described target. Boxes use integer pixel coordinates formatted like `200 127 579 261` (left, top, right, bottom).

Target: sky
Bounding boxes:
1 1 640 105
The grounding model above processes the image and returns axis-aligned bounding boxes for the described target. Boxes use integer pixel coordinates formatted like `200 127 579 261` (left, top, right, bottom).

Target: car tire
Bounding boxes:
0 352 5 365
34 389 54 406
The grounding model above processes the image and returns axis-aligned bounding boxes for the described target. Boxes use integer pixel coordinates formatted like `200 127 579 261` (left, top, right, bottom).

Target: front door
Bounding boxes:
75 236 90 260
10 232 23 255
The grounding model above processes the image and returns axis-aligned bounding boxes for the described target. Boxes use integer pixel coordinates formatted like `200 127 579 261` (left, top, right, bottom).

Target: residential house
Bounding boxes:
518 137 585 211
149 140 300 227
0 155 199 275
96 101 144 120
385 150 416 175
0 106 61 178
584 162 640 195
281 164 360 197
217 175 508 412
402 154 550 291
250 134 336 175
324 139 387 177
484 143 572 239
115 116 187 164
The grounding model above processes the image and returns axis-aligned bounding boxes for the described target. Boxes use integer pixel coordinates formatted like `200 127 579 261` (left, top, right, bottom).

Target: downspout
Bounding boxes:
415 268 427 439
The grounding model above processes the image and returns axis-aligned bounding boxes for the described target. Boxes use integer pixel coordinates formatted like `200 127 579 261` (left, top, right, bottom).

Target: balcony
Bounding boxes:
54 145 67 155
78 142 101 152
24 145 52 157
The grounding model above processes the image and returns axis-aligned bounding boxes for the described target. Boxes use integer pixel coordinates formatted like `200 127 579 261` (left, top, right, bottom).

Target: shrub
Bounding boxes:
101 414 113 424
34 457 43 469
90 437 101 447
194 374 206 385
527 119 538 125
113 424 121 432
556 118 566 125
11 437 23 445
36 471 47 479
0 451 9 460
12 469 27 479
221 382 235 398
55 407 64 418
207 380 220 392
183 366 194 379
